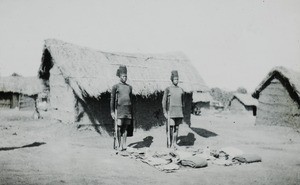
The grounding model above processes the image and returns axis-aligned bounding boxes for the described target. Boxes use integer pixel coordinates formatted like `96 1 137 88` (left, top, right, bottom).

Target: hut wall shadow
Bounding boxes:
191 127 218 138
76 92 193 134
77 92 114 135
78 92 166 133
134 94 165 130
183 93 192 126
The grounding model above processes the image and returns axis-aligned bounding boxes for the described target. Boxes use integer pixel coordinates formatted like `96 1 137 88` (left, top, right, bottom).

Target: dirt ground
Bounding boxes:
0 109 300 185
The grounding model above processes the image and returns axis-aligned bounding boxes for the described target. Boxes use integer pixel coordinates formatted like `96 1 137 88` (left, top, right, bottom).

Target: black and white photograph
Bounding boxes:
0 0 299 184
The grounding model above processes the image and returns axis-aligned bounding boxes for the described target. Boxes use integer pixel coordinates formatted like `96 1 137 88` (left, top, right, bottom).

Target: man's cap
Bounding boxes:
116 65 127 77
170 70 179 80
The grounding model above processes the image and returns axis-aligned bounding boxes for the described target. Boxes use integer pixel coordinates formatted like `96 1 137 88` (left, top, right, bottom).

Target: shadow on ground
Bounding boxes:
191 127 218 138
0 142 46 151
128 136 153 148
177 132 196 146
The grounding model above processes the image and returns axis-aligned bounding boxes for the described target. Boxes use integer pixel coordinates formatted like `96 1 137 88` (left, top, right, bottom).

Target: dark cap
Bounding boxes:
116 65 127 77
170 70 179 80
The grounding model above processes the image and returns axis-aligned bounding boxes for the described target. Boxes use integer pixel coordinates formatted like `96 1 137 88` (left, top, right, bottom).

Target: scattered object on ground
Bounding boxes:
233 154 262 163
142 156 171 166
118 151 130 157
118 147 207 172
220 146 244 158
117 146 261 172
12 132 17 135
125 148 180 173
181 156 208 168
212 158 235 166
175 150 194 159
126 147 146 154
157 163 180 172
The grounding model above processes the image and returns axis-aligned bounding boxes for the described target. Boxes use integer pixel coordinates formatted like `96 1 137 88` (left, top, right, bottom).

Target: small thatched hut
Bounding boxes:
38 39 209 133
228 93 258 116
192 92 213 115
252 66 300 128
0 75 42 110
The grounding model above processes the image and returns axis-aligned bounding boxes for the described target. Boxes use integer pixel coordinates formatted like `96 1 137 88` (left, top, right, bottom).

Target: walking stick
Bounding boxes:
113 109 118 150
167 111 171 148
113 91 119 150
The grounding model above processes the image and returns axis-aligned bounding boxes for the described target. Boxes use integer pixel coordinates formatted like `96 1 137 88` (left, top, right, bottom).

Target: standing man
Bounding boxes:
162 70 185 148
111 65 133 151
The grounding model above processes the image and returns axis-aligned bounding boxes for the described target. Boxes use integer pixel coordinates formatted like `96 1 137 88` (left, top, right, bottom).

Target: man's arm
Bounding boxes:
162 87 169 118
130 85 134 117
181 89 185 113
110 85 117 118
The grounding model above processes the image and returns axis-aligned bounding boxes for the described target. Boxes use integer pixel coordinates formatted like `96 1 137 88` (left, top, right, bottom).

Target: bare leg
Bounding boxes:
122 125 128 150
170 126 174 148
117 126 122 151
173 125 179 148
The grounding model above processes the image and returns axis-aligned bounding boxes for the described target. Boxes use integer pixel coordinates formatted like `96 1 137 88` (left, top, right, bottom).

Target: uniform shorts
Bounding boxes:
169 118 183 126
117 118 131 126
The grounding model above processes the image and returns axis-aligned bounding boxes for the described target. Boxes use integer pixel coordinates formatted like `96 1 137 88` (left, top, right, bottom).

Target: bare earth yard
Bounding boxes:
0 110 299 185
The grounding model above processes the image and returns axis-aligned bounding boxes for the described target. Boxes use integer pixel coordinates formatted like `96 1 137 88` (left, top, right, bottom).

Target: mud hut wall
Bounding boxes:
78 93 166 132
77 92 192 132
183 93 192 126
49 65 77 123
134 94 165 130
135 92 193 129
0 92 12 109
19 95 36 110
76 92 114 133
256 79 300 128
229 98 246 111
11 94 19 108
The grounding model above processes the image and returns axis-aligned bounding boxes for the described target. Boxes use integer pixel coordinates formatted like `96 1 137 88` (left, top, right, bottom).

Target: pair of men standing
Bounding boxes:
110 65 184 151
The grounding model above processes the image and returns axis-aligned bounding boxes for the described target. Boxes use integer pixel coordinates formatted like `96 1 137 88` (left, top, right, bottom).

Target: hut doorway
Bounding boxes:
0 92 12 109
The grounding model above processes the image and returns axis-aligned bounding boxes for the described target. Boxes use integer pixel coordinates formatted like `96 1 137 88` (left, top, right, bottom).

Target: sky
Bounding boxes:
0 0 299 92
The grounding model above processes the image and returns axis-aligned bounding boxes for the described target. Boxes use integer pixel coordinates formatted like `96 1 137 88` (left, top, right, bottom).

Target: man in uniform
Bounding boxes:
162 70 185 148
110 65 133 151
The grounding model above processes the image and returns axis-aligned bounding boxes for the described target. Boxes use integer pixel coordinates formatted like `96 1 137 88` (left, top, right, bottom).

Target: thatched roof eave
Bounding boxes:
39 39 209 99
231 93 258 106
0 76 43 96
252 66 300 106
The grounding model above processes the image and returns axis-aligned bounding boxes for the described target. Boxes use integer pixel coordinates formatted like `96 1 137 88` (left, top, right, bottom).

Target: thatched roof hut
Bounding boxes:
0 75 43 109
38 39 209 132
193 92 213 103
191 92 213 115
252 66 300 128
228 93 258 116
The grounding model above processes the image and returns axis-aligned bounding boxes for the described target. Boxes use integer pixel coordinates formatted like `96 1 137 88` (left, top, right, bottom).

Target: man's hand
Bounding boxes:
164 113 168 119
111 112 115 120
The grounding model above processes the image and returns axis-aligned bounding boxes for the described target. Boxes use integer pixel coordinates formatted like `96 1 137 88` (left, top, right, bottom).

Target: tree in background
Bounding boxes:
209 87 233 107
11 72 22 77
236 87 247 94
209 86 249 108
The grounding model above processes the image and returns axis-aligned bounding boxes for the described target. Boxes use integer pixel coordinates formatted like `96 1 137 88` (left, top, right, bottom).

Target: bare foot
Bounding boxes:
173 143 179 150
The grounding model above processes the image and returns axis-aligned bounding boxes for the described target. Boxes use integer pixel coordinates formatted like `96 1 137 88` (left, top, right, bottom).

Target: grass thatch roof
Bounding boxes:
39 39 209 99
252 66 300 106
231 93 258 106
0 76 43 96
193 92 213 103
